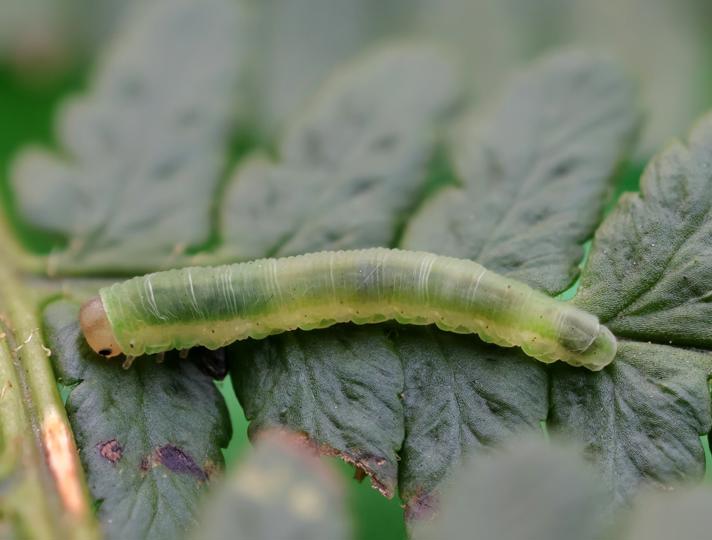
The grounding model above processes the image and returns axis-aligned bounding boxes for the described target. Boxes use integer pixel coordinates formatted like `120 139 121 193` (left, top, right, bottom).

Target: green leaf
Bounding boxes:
231 325 404 498
624 487 712 540
412 438 610 540
230 326 549 515
402 50 638 295
194 430 351 540
575 112 712 348
11 0 248 273
216 44 458 260
44 300 231 540
227 50 639 519
220 46 461 502
9 1 710 537
549 340 712 507
551 113 712 507
395 50 637 517
393 327 547 519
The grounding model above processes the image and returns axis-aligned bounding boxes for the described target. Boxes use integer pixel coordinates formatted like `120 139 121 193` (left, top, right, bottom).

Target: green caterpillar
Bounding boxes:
79 248 617 370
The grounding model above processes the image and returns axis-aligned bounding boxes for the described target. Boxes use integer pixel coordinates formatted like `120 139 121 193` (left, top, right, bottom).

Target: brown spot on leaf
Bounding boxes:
405 490 439 522
97 439 123 464
155 445 207 481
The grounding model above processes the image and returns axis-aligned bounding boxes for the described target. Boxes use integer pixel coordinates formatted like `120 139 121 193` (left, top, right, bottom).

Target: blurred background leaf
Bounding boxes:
408 0 711 158
411 438 612 540
624 487 712 540
410 437 712 540
216 44 458 261
194 430 351 540
10 0 250 273
3 0 711 154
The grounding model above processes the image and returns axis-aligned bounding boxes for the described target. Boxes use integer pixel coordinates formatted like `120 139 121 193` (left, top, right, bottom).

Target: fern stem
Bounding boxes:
0 263 100 539
0 325 59 539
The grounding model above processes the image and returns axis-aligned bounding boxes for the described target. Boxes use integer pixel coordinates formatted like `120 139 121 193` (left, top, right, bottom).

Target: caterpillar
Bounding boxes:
79 248 617 370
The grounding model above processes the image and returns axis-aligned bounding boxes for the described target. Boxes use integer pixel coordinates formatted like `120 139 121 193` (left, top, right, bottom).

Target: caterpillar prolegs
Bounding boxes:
79 248 617 370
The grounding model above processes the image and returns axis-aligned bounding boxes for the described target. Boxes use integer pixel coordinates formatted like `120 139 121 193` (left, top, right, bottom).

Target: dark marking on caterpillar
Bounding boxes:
79 248 616 370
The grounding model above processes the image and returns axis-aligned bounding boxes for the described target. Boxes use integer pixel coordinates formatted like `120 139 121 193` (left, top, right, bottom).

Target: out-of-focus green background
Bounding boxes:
2 2 712 539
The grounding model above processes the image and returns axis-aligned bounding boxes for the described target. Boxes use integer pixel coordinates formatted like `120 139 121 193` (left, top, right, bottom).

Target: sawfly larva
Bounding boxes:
79 248 617 370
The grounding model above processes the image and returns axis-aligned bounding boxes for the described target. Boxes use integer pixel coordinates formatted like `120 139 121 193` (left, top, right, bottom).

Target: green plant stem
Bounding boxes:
0 326 57 539
0 263 99 539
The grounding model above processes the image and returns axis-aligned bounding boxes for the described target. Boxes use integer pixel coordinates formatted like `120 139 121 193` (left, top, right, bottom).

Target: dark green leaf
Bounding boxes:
230 325 404 497
395 51 637 518
575 113 712 348
550 340 712 507
412 438 610 540
216 45 458 260
194 430 350 540
228 51 639 520
393 327 547 519
557 113 712 508
44 300 231 540
230 326 549 516
403 50 639 294
11 0 248 273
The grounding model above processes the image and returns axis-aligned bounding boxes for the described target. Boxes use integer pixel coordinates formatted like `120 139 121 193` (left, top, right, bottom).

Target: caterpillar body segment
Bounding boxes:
80 248 617 370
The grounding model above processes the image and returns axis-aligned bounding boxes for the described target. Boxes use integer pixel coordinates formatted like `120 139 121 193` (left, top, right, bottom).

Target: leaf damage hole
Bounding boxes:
97 439 123 464
315 440 393 497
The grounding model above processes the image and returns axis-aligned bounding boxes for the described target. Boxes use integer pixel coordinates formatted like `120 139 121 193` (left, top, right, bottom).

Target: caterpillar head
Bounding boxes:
79 296 123 358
